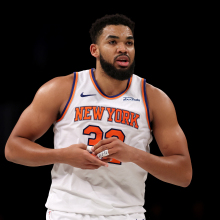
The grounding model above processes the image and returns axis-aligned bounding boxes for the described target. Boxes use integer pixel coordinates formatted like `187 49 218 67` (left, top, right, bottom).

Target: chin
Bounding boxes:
115 65 130 70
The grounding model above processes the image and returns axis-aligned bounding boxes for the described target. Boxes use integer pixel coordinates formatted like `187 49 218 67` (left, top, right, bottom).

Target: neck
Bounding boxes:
94 63 129 97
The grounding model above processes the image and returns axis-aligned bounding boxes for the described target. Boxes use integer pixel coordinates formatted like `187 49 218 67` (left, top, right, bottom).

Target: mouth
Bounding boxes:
115 55 130 67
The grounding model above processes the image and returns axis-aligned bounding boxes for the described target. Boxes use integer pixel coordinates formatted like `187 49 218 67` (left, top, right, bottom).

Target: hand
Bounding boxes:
92 137 134 163
60 143 108 169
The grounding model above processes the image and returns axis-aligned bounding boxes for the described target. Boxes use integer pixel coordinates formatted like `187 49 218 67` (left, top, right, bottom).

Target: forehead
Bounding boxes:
99 25 133 42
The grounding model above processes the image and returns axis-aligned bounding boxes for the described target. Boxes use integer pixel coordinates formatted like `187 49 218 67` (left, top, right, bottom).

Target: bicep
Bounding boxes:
10 82 61 142
11 105 55 142
151 89 189 157
154 123 188 157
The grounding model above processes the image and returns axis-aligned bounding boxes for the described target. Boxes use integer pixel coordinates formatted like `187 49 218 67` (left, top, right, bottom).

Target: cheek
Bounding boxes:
129 49 135 61
101 50 115 63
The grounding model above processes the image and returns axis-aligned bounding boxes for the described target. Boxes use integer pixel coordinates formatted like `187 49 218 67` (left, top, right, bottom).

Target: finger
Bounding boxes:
93 142 114 155
96 148 118 160
87 154 109 167
93 137 117 151
78 143 87 150
96 149 109 160
101 158 111 163
83 164 100 169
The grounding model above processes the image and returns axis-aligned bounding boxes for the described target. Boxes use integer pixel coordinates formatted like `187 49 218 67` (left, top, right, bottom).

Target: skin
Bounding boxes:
90 25 135 96
5 25 192 187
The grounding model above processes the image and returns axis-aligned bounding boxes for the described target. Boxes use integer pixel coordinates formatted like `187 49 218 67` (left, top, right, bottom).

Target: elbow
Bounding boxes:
181 176 192 188
5 143 12 162
5 140 15 163
177 155 193 188
181 167 193 188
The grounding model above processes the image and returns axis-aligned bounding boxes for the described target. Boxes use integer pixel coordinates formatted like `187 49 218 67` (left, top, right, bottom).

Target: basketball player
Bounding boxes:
5 14 192 220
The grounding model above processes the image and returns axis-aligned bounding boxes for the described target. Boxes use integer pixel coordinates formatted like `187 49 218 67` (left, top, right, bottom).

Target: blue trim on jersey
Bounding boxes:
57 72 76 121
143 78 151 123
91 68 131 98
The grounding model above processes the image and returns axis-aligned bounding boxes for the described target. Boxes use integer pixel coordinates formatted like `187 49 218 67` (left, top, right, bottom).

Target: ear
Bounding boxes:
90 44 99 58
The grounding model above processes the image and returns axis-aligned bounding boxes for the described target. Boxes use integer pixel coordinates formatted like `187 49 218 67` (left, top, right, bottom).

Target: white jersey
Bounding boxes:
45 68 152 215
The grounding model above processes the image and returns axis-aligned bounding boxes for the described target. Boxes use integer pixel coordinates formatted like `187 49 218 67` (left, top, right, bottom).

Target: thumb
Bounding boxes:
78 143 87 150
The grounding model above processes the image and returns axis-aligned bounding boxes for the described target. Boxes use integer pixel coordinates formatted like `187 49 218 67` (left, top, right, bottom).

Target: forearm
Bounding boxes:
131 148 192 187
5 136 61 167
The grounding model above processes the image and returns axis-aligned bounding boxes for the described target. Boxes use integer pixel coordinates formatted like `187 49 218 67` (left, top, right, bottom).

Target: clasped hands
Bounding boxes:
63 137 134 170
92 137 134 163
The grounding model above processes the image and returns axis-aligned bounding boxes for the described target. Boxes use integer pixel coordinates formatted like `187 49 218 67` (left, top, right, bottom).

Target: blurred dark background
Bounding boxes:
1 4 213 220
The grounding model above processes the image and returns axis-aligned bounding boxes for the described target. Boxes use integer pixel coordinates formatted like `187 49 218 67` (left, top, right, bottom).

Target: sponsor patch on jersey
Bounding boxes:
123 97 140 101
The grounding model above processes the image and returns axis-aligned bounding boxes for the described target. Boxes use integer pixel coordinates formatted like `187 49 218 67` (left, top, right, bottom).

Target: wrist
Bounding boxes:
51 148 65 164
130 147 148 164
129 146 140 163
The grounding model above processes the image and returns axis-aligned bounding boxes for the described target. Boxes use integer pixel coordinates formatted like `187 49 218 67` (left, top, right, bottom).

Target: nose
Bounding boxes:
117 42 128 54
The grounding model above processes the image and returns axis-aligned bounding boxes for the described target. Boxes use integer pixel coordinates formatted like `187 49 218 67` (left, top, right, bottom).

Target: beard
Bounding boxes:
99 53 135 81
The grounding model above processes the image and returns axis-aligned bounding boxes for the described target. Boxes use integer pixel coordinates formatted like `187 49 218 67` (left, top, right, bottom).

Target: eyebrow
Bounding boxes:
106 35 134 40
127 36 134 40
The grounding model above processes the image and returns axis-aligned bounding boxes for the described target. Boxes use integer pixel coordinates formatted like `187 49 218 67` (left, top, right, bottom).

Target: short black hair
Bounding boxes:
89 14 135 44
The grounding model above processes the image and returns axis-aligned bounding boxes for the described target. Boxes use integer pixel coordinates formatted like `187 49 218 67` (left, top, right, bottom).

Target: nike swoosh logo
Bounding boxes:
80 92 96 97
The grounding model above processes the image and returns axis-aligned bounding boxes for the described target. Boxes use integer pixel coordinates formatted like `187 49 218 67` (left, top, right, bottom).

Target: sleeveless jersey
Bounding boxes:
45 68 152 215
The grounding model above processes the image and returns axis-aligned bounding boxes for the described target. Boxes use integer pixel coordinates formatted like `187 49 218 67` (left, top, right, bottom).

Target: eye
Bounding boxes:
109 40 117 45
126 41 134 46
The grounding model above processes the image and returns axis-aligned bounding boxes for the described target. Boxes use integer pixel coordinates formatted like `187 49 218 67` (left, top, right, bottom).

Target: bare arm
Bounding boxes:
93 84 192 187
5 77 61 166
144 84 192 187
5 75 108 168
132 85 192 187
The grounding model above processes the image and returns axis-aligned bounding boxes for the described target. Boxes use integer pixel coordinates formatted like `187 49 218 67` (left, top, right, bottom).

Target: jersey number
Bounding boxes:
83 125 125 165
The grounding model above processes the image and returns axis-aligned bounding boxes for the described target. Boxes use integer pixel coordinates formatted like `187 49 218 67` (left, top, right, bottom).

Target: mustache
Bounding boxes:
114 53 130 62
99 52 135 81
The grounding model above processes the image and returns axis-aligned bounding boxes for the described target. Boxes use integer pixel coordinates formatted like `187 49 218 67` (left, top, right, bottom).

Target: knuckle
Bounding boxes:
99 139 104 145
99 146 105 151
114 146 119 152
115 138 120 143
79 143 86 149
95 148 102 154
83 151 89 157
82 150 87 156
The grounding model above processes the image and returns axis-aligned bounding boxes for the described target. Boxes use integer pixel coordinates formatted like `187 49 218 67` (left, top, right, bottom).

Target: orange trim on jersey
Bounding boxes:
141 78 151 130
89 69 132 100
57 72 78 122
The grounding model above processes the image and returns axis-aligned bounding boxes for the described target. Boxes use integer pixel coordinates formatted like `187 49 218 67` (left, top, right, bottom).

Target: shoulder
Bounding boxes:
32 74 74 114
145 83 176 123
37 74 74 97
146 83 171 104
